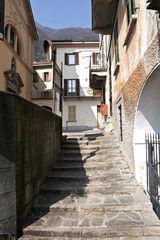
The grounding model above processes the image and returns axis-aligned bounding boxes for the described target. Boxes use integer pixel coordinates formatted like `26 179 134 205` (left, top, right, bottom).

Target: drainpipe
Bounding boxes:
0 0 5 40
107 0 120 61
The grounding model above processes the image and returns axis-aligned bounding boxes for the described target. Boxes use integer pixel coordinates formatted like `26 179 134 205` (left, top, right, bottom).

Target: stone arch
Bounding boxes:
134 64 160 188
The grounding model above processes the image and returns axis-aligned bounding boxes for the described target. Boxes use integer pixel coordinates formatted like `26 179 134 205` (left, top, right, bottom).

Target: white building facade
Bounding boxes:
53 41 101 132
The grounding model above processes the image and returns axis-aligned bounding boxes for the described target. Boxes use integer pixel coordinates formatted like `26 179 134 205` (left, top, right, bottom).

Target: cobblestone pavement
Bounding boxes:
19 130 160 239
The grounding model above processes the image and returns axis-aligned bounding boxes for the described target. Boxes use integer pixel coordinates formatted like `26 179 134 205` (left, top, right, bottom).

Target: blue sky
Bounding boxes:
30 0 92 29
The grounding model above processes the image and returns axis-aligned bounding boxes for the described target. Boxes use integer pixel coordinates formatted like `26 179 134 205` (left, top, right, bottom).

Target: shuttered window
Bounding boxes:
64 79 80 96
65 53 79 65
68 105 76 122
92 53 100 65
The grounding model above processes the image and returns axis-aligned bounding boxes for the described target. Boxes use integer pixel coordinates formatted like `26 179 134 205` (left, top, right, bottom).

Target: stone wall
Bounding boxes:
0 91 62 237
113 34 160 172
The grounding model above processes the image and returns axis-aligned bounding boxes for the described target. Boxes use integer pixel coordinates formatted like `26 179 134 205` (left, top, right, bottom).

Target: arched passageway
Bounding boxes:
42 106 52 112
134 64 160 188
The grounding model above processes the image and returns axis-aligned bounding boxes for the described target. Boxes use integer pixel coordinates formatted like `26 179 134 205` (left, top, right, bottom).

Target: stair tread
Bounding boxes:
23 210 160 230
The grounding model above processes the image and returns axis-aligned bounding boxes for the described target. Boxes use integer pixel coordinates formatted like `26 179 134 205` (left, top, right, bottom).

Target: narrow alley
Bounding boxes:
19 130 160 239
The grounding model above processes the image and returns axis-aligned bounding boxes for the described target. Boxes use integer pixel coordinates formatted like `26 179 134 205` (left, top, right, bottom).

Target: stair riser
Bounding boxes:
41 187 136 195
32 203 151 214
22 227 146 238
47 175 133 182
52 165 129 171
59 151 122 158
58 157 124 163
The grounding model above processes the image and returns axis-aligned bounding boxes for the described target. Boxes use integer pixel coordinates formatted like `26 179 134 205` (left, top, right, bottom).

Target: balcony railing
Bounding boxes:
63 87 101 97
90 54 107 72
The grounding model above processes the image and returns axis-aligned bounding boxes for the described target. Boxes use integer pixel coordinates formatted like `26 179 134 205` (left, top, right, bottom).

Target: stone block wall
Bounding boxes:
0 91 62 237
113 34 160 172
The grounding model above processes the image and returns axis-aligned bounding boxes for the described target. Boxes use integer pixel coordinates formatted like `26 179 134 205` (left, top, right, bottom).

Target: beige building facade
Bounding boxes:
0 0 38 100
32 61 62 116
91 0 160 189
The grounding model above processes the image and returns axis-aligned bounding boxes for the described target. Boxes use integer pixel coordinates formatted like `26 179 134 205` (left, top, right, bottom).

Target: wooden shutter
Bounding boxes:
76 79 80 96
75 53 79 65
48 72 51 82
64 79 68 96
68 106 76 122
92 53 96 65
65 53 68 65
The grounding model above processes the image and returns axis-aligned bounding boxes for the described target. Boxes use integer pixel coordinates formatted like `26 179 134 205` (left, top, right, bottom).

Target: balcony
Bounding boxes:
89 54 107 89
63 87 101 99
92 0 119 34
32 90 53 99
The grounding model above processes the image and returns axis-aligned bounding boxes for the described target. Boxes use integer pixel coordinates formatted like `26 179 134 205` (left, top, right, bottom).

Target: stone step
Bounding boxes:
40 181 139 195
52 161 129 171
19 236 160 240
59 149 122 157
65 134 115 141
22 210 160 238
62 144 120 151
63 138 118 146
47 171 133 182
58 155 124 163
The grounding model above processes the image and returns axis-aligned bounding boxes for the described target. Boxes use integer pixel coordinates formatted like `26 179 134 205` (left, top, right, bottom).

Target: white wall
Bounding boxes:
134 65 160 188
63 99 100 131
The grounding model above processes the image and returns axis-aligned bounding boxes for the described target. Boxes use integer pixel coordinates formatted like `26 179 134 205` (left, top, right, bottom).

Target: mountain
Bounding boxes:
34 22 99 62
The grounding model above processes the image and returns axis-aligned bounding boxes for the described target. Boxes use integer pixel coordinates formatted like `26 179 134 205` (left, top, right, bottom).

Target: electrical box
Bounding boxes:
102 104 108 116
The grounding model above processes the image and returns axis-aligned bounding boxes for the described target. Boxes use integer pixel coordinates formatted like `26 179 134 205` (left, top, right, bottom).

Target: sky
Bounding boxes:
30 0 92 29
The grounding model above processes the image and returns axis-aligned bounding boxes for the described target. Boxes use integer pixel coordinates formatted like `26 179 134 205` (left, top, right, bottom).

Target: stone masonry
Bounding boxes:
19 130 160 239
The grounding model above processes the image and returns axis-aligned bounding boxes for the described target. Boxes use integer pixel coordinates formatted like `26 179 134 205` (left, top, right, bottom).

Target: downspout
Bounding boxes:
0 0 5 40
107 0 120 61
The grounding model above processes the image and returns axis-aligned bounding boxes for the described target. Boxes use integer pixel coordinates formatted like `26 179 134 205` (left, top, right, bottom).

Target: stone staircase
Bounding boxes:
19 130 160 239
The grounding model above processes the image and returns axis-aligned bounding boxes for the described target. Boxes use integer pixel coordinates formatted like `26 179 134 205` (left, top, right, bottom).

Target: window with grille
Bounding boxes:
68 105 76 122
125 0 135 26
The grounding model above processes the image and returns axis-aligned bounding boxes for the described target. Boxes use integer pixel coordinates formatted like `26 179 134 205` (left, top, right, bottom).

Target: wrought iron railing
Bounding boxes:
63 87 101 97
146 133 160 218
89 54 107 71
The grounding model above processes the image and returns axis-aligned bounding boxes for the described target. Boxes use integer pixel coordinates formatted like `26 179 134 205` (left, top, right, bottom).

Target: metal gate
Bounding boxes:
146 133 160 218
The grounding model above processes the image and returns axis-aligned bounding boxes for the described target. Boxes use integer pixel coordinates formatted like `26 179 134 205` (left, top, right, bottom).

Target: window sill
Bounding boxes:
113 62 120 76
123 14 138 46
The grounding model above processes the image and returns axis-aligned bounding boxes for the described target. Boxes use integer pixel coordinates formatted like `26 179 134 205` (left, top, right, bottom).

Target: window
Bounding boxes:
33 72 38 83
4 24 22 56
17 40 20 56
114 18 119 65
68 79 76 93
64 79 80 96
93 53 100 65
68 105 76 122
69 54 75 65
4 24 8 39
65 53 79 65
125 0 135 26
10 28 14 48
44 72 49 81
